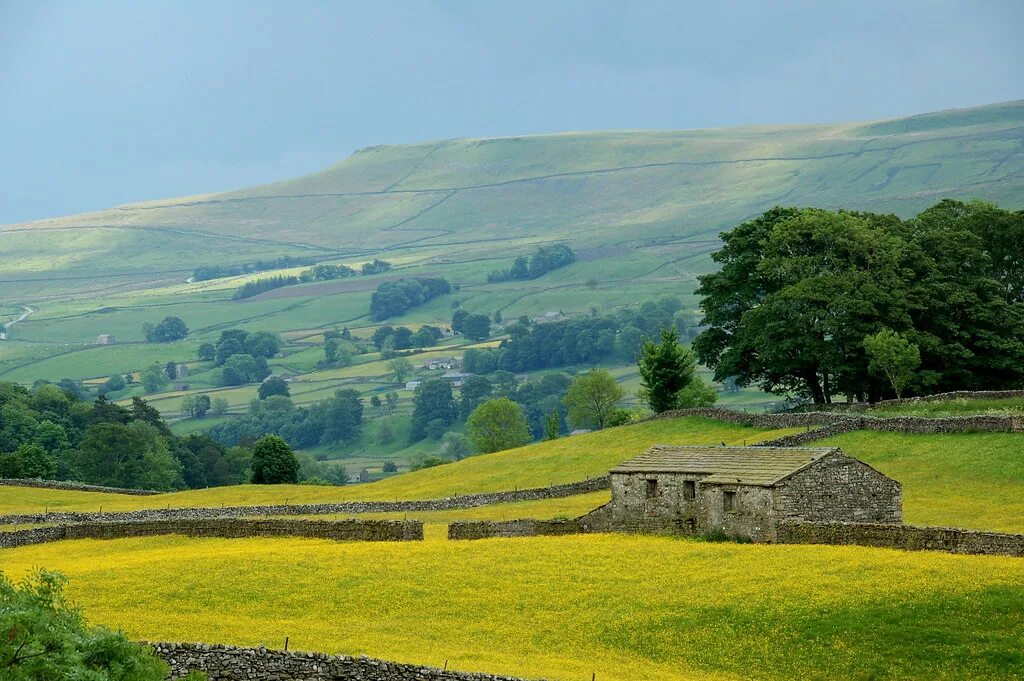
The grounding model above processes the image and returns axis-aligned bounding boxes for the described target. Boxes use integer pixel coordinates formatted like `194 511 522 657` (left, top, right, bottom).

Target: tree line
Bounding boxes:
206 388 363 455
0 381 248 491
460 296 692 374
487 244 576 282
192 256 317 282
694 200 1024 403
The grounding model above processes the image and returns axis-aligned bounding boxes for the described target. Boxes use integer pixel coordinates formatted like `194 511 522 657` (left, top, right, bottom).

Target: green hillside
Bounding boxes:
2 100 1022 301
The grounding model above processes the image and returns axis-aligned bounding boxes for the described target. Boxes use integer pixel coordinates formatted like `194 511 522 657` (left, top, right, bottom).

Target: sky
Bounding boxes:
1 0 1022 224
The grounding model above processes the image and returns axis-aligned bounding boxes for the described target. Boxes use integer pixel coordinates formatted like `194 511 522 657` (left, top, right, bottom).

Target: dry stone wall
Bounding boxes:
150 642 537 681
0 476 610 526
0 478 161 495
0 518 422 549
448 518 584 540
838 390 1024 412
777 521 1024 557
658 407 1022 446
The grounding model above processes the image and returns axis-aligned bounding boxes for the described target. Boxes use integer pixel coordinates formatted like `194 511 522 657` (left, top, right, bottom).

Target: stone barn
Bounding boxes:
606 445 901 542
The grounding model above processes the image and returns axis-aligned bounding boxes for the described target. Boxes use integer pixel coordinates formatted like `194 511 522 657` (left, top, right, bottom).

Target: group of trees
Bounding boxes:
142 316 188 343
207 389 363 450
228 260 396 300
409 370 577 446
461 296 687 374
361 259 392 274
232 274 299 300
451 309 491 341
369 277 452 321
194 257 390 287
0 381 249 491
694 200 1024 403
487 244 576 282
192 255 316 282
372 324 443 352
298 263 357 282
198 329 280 386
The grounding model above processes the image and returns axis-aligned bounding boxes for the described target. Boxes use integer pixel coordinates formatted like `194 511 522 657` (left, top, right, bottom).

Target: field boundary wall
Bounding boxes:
0 476 610 526
150 641 537 680
0 518 422 548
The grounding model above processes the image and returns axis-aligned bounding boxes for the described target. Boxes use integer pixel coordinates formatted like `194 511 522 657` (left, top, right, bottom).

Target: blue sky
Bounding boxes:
1 0 1021 223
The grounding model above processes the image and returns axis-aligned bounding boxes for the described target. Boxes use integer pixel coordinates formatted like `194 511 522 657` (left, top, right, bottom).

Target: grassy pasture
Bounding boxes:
2 535 1023 680
821 430 1024 533
0 417 797 514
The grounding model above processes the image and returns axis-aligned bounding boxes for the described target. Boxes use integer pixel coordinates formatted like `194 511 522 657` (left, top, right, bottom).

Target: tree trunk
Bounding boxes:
805 372 826 404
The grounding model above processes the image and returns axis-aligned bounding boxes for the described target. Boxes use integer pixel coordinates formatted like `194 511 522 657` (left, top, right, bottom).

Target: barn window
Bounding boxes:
684 480 696 499
646 478 659 498
723 491 736 512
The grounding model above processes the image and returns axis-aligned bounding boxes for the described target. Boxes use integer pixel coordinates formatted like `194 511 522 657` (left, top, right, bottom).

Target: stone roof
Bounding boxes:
610 445 840 486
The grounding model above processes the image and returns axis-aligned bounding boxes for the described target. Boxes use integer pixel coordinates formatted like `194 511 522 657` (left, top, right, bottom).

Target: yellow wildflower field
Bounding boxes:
3 534 1023 680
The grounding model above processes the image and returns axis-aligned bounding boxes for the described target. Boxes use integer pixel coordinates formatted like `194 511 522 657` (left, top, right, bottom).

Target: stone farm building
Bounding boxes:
607 445 901 542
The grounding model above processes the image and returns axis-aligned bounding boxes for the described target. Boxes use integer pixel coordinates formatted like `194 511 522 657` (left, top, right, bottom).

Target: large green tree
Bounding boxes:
409 380 457 441
563 369 625 430
695 202 1024 403
637 328 698 413
250 434 300 484
466 398 533 453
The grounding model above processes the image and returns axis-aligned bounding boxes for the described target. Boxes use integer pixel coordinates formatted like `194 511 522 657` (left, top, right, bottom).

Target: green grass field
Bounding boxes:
821 430 1024 533
3 535 1023 680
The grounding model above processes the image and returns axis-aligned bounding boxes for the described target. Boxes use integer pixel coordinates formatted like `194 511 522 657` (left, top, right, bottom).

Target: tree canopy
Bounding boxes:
563 369 625 430
638 328 698 413
466 398 533 454
250 434 300 484
693 200 1024 403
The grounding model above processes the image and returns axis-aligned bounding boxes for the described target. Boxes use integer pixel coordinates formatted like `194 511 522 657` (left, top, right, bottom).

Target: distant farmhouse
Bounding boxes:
421 357 460 371
605 445 901 542
441 370 471 387
96 333 116 344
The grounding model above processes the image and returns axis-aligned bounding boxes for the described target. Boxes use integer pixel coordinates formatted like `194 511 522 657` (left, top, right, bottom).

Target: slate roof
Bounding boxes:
610 445 840 486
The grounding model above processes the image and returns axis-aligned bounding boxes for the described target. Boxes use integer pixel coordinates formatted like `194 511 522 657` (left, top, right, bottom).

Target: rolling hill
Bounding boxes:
2 99 1022 301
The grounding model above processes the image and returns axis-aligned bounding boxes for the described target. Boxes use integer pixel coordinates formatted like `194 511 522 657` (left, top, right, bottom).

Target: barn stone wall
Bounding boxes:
775 451 902 525
150 642 535 681
0 518 422 549
777 521 1024 557
602 472 782 541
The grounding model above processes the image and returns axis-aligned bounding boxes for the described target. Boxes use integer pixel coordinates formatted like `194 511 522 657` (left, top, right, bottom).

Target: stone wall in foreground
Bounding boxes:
0 478 161 495
0 476 611 526
0 518 422 549
777 521 1024 557
150 642 536 681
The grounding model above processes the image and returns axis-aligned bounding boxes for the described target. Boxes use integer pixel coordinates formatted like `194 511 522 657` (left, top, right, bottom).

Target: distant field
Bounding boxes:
3 535 1023 680
0 417 799 515
820 430 1024 533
